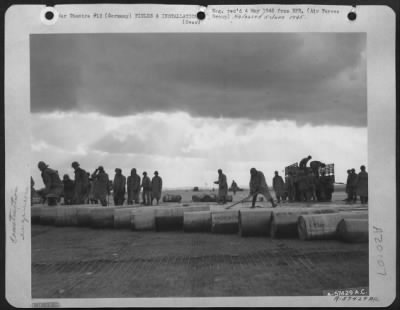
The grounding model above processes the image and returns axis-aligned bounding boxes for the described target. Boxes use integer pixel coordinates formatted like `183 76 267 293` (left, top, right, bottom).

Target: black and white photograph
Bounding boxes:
5 4 396 307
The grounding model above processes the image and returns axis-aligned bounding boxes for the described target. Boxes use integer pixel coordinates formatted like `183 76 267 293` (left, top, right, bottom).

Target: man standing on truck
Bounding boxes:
310 160 325 177
299 155 312 170
249 168 277 208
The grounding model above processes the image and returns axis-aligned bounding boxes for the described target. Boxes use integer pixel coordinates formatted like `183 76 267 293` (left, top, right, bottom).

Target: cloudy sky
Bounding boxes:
31 33 367 188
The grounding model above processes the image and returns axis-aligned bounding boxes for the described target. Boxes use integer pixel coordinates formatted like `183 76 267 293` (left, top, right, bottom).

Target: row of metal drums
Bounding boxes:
31 204 368 242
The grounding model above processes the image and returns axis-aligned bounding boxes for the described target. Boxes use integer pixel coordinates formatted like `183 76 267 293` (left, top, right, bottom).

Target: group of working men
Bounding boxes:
212 156 368 207
345 166 369 204
214 168 278 208
34 161 163 206
34 156 368 208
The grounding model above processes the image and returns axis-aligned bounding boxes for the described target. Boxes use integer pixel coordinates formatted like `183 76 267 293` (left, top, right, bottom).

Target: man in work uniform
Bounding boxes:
306 171 317 202
345 169 351 201
309 160 325 178
141 171 152 206
113 168 126 206
299 155 312 170
356 165 368 204
231 180 238 195
151 171 163 205
71 161 89 204
286 172 296 202
214 169 228 204
91 166 109 206
319 171 334 202
127 168 141 204
62 174 75 205
37 161 63 206
272 171 286 203
347 168 358 203
249 168 277 208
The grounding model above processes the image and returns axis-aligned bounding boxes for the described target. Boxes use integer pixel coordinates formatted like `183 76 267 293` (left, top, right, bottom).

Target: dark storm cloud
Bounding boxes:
31 33 366 127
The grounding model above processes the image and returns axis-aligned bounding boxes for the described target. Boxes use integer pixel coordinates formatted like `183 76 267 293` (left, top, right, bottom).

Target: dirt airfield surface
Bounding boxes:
32 189 368 298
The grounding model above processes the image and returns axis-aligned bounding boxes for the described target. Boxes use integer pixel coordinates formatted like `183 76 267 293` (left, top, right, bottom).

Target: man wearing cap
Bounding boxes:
249 168 277 208
151 171 163 205
214 169 228 204
92 166 109 206
37 161 63 206
272 171 286 203
127 168 141 204
141 171 152 205
71 161 89 204
113 168 126 206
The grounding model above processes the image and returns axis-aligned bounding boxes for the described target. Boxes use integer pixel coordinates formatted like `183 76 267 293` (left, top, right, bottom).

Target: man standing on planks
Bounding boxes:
151 171 163 205
272 171 286 203
141 171 152 206
249 168 277 208
127 168 141 204
91 166 109 206
214 169 228 204
356 165 368 204
37 161 64 206
113 168 126 206
71 161 89 204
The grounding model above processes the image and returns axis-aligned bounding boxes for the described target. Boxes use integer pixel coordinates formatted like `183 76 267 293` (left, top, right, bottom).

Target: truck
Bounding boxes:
284 161 335 202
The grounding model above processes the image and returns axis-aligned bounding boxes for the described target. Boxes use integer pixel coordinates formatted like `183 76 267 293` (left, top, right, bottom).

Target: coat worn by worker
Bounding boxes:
273 175 285 197
151 176 163 200
92 171 109 203
215 173 228 201
41 168 63 198
349 172 358 192
127 173 141 203
73 167 89 204
142 176 151 191
113 174 126 205
356 171 368 197
142 175 152 205
250 171 272 200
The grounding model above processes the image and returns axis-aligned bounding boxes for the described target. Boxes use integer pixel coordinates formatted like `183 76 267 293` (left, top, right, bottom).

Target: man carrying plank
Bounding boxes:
250 168 277 208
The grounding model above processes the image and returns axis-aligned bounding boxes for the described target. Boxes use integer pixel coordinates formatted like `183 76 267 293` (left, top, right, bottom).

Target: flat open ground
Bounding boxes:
32 188 368 298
